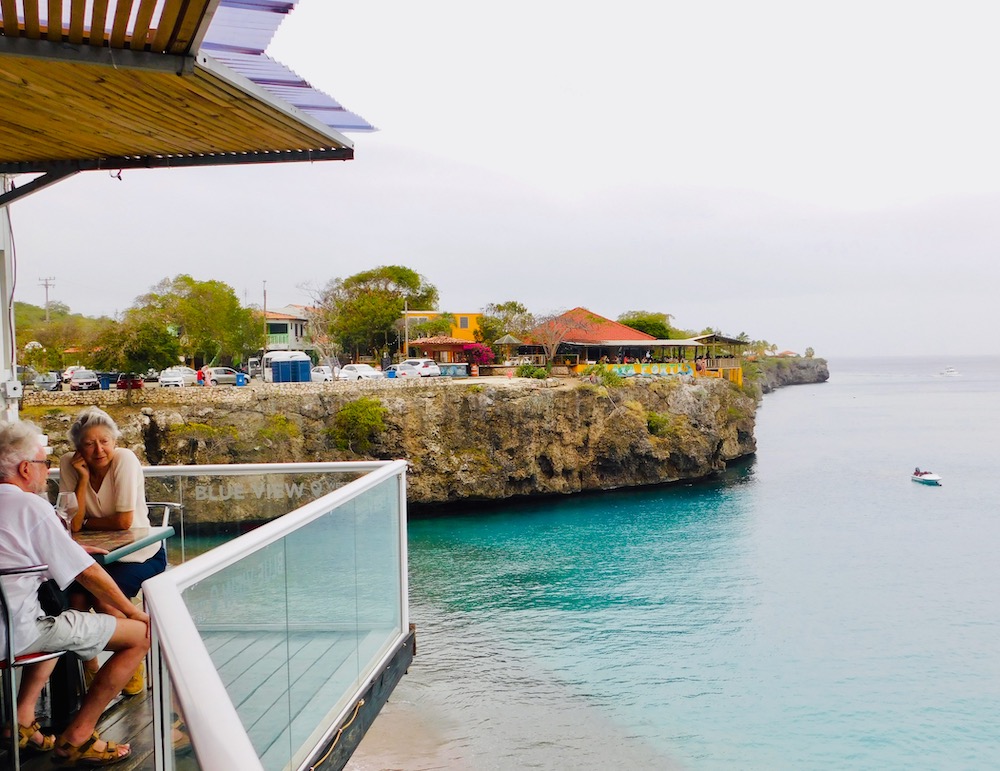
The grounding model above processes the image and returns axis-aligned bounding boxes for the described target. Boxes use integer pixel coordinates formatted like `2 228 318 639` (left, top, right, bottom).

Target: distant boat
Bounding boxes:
912 470 942 486
941 367 960 376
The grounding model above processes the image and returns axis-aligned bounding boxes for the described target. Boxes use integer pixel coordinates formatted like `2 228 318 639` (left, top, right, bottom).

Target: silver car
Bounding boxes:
205 367 239 385
160 366 198 386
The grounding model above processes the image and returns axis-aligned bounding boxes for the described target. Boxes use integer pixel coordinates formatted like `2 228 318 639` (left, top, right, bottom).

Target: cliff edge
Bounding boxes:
23 376 756 510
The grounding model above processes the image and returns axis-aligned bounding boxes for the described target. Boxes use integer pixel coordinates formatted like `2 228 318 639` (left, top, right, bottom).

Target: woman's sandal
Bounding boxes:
16 721 56 752
171 719 192 756
53 731 130 767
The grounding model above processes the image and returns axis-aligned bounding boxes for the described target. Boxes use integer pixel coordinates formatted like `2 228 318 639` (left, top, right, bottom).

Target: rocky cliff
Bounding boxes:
22 375 757 512
752 357 829 394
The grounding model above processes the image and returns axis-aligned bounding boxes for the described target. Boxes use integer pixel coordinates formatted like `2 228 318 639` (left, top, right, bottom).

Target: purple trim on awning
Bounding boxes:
203 0 375 132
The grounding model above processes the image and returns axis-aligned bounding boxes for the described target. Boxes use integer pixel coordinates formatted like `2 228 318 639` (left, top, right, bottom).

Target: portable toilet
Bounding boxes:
267 351 312 383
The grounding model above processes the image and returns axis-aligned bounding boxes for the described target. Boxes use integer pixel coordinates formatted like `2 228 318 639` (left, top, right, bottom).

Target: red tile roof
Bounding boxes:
528 308 656 344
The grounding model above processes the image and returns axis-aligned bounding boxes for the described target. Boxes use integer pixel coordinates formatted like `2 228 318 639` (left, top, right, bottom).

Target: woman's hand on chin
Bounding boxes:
71 452 90 478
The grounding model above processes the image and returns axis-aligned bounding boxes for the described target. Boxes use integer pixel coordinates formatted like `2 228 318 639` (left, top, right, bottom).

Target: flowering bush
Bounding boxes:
463 343 495 365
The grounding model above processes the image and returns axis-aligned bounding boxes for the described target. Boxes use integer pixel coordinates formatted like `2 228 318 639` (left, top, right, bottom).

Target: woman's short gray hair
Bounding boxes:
68 407 121 450
0 420 45 481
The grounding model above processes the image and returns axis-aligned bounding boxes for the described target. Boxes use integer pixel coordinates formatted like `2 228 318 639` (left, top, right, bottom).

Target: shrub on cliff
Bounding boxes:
328 397 387 454
516 364 548 379
582 365 624 387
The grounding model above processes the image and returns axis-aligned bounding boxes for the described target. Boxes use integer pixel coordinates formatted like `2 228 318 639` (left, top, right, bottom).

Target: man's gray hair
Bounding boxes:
68 407 121 450
0 420 45 481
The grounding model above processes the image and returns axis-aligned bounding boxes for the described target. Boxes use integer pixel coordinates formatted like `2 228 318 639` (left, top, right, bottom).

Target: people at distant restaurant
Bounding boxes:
0 420 148 765
59 407 164 695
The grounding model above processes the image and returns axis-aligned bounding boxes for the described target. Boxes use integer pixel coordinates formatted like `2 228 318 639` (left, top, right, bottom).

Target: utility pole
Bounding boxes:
39 276 55 321
403 299 409 359
262 280 267 351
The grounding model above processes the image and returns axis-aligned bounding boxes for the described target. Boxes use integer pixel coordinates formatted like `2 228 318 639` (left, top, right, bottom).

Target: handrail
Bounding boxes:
49 460 391 483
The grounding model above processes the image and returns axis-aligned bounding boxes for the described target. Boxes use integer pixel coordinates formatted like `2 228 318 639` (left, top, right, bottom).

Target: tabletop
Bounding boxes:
73 526 175 565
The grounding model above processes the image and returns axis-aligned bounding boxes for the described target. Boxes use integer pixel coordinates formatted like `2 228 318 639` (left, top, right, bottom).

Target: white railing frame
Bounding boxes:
133 459 408 771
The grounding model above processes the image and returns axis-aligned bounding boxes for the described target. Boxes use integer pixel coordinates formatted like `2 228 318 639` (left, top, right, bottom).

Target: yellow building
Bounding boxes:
403 310 481 342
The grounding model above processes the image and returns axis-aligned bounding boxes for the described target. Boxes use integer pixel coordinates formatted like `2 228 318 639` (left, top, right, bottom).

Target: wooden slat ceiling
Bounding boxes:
1 0 214 57
0 0 354 173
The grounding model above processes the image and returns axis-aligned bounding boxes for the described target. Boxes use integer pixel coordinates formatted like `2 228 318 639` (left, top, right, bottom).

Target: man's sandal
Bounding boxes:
16 721 55 752
53 732 130 766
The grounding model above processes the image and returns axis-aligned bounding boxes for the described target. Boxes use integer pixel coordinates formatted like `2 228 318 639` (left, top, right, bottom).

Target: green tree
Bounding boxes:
474 301 534 345
617 310 674 340
91 314 182 373
14 301 113 370
317 266 438 358
133 275 263 365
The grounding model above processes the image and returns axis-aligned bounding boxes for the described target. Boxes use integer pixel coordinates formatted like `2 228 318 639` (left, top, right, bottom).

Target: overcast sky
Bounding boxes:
9 0 1000 357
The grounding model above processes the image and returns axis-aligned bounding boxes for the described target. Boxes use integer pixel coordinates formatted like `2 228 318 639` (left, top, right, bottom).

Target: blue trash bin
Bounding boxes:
236 372 247 386
98 374 111 390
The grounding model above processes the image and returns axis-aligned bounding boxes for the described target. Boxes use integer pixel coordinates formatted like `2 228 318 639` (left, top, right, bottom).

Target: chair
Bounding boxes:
146 502 184 563
1 565 66 771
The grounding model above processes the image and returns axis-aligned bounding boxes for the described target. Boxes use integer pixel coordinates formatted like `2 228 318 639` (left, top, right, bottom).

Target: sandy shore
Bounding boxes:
343 681 472 771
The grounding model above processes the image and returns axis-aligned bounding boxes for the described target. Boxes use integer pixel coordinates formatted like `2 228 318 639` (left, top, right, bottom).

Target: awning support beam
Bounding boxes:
0 36 194 75
0 147 354 177
0 169 80 208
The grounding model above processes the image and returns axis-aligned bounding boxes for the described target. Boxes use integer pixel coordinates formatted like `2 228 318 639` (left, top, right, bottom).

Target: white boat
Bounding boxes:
911 471 942 486
941 367 960 376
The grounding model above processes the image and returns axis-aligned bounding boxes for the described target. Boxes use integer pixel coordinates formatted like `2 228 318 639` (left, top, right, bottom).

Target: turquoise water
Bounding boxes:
403 357 1000 769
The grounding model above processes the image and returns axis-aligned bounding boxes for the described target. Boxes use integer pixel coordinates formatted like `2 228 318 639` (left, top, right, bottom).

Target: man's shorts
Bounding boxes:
23 610 116 661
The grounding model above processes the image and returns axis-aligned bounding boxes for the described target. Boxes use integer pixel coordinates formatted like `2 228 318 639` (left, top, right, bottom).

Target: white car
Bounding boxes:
159 366 198 386
62 364 84 383
387 362 420 379
402 358 442 377
337 364 384 381
311 365 337 382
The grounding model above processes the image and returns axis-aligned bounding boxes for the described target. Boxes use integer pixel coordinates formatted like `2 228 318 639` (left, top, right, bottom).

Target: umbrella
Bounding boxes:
493 334 523 345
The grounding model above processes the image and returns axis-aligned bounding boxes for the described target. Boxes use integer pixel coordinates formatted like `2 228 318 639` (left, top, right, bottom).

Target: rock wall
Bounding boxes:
22 376 757 512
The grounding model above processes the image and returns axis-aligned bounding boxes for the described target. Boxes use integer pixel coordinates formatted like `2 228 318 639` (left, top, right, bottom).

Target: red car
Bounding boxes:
115 372 144 389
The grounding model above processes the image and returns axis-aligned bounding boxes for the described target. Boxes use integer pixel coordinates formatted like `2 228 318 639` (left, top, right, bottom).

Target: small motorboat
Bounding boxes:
911 468 942 486
940 367 960 376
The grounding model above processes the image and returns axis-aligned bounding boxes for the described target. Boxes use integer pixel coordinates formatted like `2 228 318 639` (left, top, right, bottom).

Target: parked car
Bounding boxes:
386 362 420 379
337 364 384 381
69 369 100 391
33 371 61 391
115 372 144 389
16 365 39 386
401 358 442 377
205 366 239 385
159 366 198 386
62 364 84 383
311 365 336 382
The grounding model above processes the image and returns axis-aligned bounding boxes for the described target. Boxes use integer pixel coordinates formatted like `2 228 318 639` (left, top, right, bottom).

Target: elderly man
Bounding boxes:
0 420 149 766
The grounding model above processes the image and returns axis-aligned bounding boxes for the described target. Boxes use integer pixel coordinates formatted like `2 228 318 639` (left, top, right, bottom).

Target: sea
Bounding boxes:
387 356 1000 770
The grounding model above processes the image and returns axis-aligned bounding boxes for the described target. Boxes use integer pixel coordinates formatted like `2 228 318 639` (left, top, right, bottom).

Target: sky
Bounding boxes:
7 0 1000 357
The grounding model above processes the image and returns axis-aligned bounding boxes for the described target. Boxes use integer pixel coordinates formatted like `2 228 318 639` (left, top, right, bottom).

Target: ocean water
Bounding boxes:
397 356 1000 770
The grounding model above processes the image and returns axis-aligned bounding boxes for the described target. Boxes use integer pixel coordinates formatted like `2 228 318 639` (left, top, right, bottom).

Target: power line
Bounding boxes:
38 276 55 322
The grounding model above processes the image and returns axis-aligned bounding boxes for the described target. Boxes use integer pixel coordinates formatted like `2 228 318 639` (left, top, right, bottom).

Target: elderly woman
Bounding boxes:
59 407 165 695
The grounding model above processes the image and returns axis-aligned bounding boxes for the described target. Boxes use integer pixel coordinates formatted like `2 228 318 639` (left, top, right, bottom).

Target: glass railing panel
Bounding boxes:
144 468 367 566
171 472 403 771
181 539 293 768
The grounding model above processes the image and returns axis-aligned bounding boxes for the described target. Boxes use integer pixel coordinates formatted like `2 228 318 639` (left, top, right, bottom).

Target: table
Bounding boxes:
73 526 174 565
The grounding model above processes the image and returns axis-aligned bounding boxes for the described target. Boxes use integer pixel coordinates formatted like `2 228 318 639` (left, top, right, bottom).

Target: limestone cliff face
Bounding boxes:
23 376 757 509
753 357 829 394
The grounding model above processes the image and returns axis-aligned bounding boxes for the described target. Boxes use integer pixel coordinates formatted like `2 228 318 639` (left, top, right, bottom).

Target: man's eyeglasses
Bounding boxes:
28 458 53 469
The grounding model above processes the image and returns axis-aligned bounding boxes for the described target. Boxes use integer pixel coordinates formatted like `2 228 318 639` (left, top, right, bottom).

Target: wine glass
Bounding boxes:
54 492 76 531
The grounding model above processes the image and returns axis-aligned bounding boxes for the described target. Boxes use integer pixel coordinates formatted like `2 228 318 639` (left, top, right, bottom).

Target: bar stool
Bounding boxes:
1 565 66 771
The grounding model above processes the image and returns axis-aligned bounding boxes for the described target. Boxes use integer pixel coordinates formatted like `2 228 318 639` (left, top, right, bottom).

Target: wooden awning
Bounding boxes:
0 1 366 202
